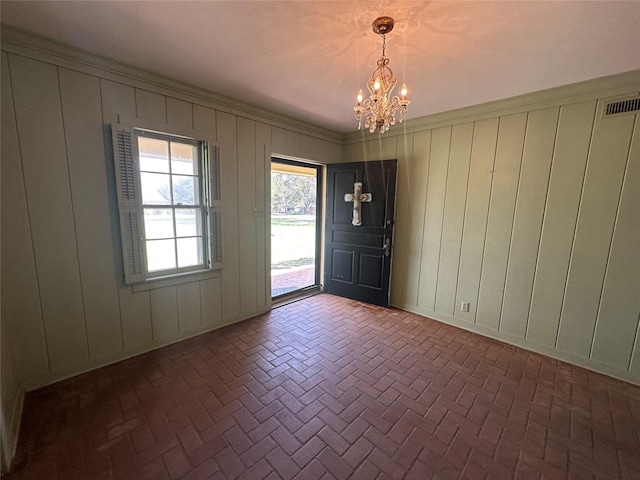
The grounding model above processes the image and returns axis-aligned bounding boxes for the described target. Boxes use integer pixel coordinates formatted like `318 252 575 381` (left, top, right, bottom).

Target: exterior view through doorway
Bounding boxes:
271 159 321 299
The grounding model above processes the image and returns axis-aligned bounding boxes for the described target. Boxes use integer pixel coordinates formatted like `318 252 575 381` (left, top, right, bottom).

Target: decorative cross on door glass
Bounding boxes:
344 182 372 226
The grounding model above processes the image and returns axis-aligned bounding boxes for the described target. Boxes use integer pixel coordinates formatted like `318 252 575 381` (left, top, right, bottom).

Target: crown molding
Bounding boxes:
0 25 345 144
344 69 640 144
2 25 637 148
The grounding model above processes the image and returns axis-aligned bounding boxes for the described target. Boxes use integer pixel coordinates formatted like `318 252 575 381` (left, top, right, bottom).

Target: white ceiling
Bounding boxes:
2 1 639 134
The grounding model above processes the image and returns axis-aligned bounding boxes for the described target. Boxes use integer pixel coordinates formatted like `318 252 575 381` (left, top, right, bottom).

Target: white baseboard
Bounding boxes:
393 302 640 387
21 306 272 392
0 307 273 472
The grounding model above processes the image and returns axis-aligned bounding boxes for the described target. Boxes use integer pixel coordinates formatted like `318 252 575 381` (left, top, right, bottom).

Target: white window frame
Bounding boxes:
112 117 222 286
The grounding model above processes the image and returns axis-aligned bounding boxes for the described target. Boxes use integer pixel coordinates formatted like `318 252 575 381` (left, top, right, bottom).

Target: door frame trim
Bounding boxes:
324 159 398 307
270 156 323 300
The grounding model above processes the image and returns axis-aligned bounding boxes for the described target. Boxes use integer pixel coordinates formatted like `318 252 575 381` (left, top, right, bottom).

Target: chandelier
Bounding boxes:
354 16 410 134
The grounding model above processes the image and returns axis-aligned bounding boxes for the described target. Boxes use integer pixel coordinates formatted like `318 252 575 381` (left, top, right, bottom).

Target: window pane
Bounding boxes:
171 142 198 175
172 175 198 205
144 208 175 239
141 172 171 205
176 209 202 237
146 239 176 272
139 137 169 173
177 237 203 268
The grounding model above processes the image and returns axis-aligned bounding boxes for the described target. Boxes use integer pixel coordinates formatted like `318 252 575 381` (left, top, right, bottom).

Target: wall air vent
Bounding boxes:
603 97 640 117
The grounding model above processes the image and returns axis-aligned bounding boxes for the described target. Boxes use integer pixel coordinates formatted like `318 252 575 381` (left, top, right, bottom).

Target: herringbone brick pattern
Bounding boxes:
4 294 640 479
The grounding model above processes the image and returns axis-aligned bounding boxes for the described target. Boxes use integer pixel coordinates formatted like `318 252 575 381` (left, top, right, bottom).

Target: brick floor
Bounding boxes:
4 294 640 479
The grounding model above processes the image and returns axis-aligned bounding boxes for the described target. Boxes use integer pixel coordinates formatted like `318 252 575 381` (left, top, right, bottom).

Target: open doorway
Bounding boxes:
271 159 321 299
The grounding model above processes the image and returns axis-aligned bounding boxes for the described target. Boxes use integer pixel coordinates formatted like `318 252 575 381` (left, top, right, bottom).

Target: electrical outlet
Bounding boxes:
461 301 470 312
251 206 264 217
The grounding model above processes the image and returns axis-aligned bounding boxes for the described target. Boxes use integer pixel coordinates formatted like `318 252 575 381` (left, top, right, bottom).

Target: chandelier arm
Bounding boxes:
353 16 409 134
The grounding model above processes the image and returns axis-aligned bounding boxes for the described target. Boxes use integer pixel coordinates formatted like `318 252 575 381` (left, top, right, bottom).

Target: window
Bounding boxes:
112 118 222 285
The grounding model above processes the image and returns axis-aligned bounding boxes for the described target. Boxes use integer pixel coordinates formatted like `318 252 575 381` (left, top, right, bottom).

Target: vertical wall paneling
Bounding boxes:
192 105 222 326
476 113 527 330
217 112 241 319
59 68 123 359
389 131 414 306
455 118 499 323
1 52 49 386
299 134 313 160
200 277 223 328
324 137 337 162
150 287 179 339
556 106 636 357
4 33 639 394
435 122 473 316
100 79 153 349
342 134 398 162
358 138 370 162
380 135 398 160
353 137 370 161
329 142 342 163
166 97 193 128
0 309 19 473
193 105 217 140
255 123 271 308
10 55 89 371
237 117 258 312
286 130 301 156
2 40 347 393
355 135 371 161
632 312 640 375
364 138 376 160
271 127 286 154
417 127 452 311
135 89 167 122
348 137 365 161
375 134 398 298
1 60 21 463
500 107 559 337
526 100 596 347
308 135 321 160
177 282 202 331
386 90 637 384
342 141 359 163
401 131 431 306
102 80 137 122
365 138 379 161
311 135 332 163
591 119 639 369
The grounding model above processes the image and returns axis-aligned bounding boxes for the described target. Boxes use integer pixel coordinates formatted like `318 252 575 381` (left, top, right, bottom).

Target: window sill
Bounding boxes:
132 269 221 292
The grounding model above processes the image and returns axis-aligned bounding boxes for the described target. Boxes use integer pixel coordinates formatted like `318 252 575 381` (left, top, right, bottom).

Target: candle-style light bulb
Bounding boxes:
401 84 408 99
373 78 381 92
357 89 363 104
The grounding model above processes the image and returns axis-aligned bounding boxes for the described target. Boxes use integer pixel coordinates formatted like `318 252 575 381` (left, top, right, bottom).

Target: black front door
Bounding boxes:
324 160 397 307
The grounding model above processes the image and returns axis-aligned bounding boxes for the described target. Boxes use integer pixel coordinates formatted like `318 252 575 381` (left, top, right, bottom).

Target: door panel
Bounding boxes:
324 160 397 307
359 254 383 288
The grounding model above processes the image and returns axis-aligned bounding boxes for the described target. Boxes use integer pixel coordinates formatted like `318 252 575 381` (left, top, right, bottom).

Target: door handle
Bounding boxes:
383 238 391 257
